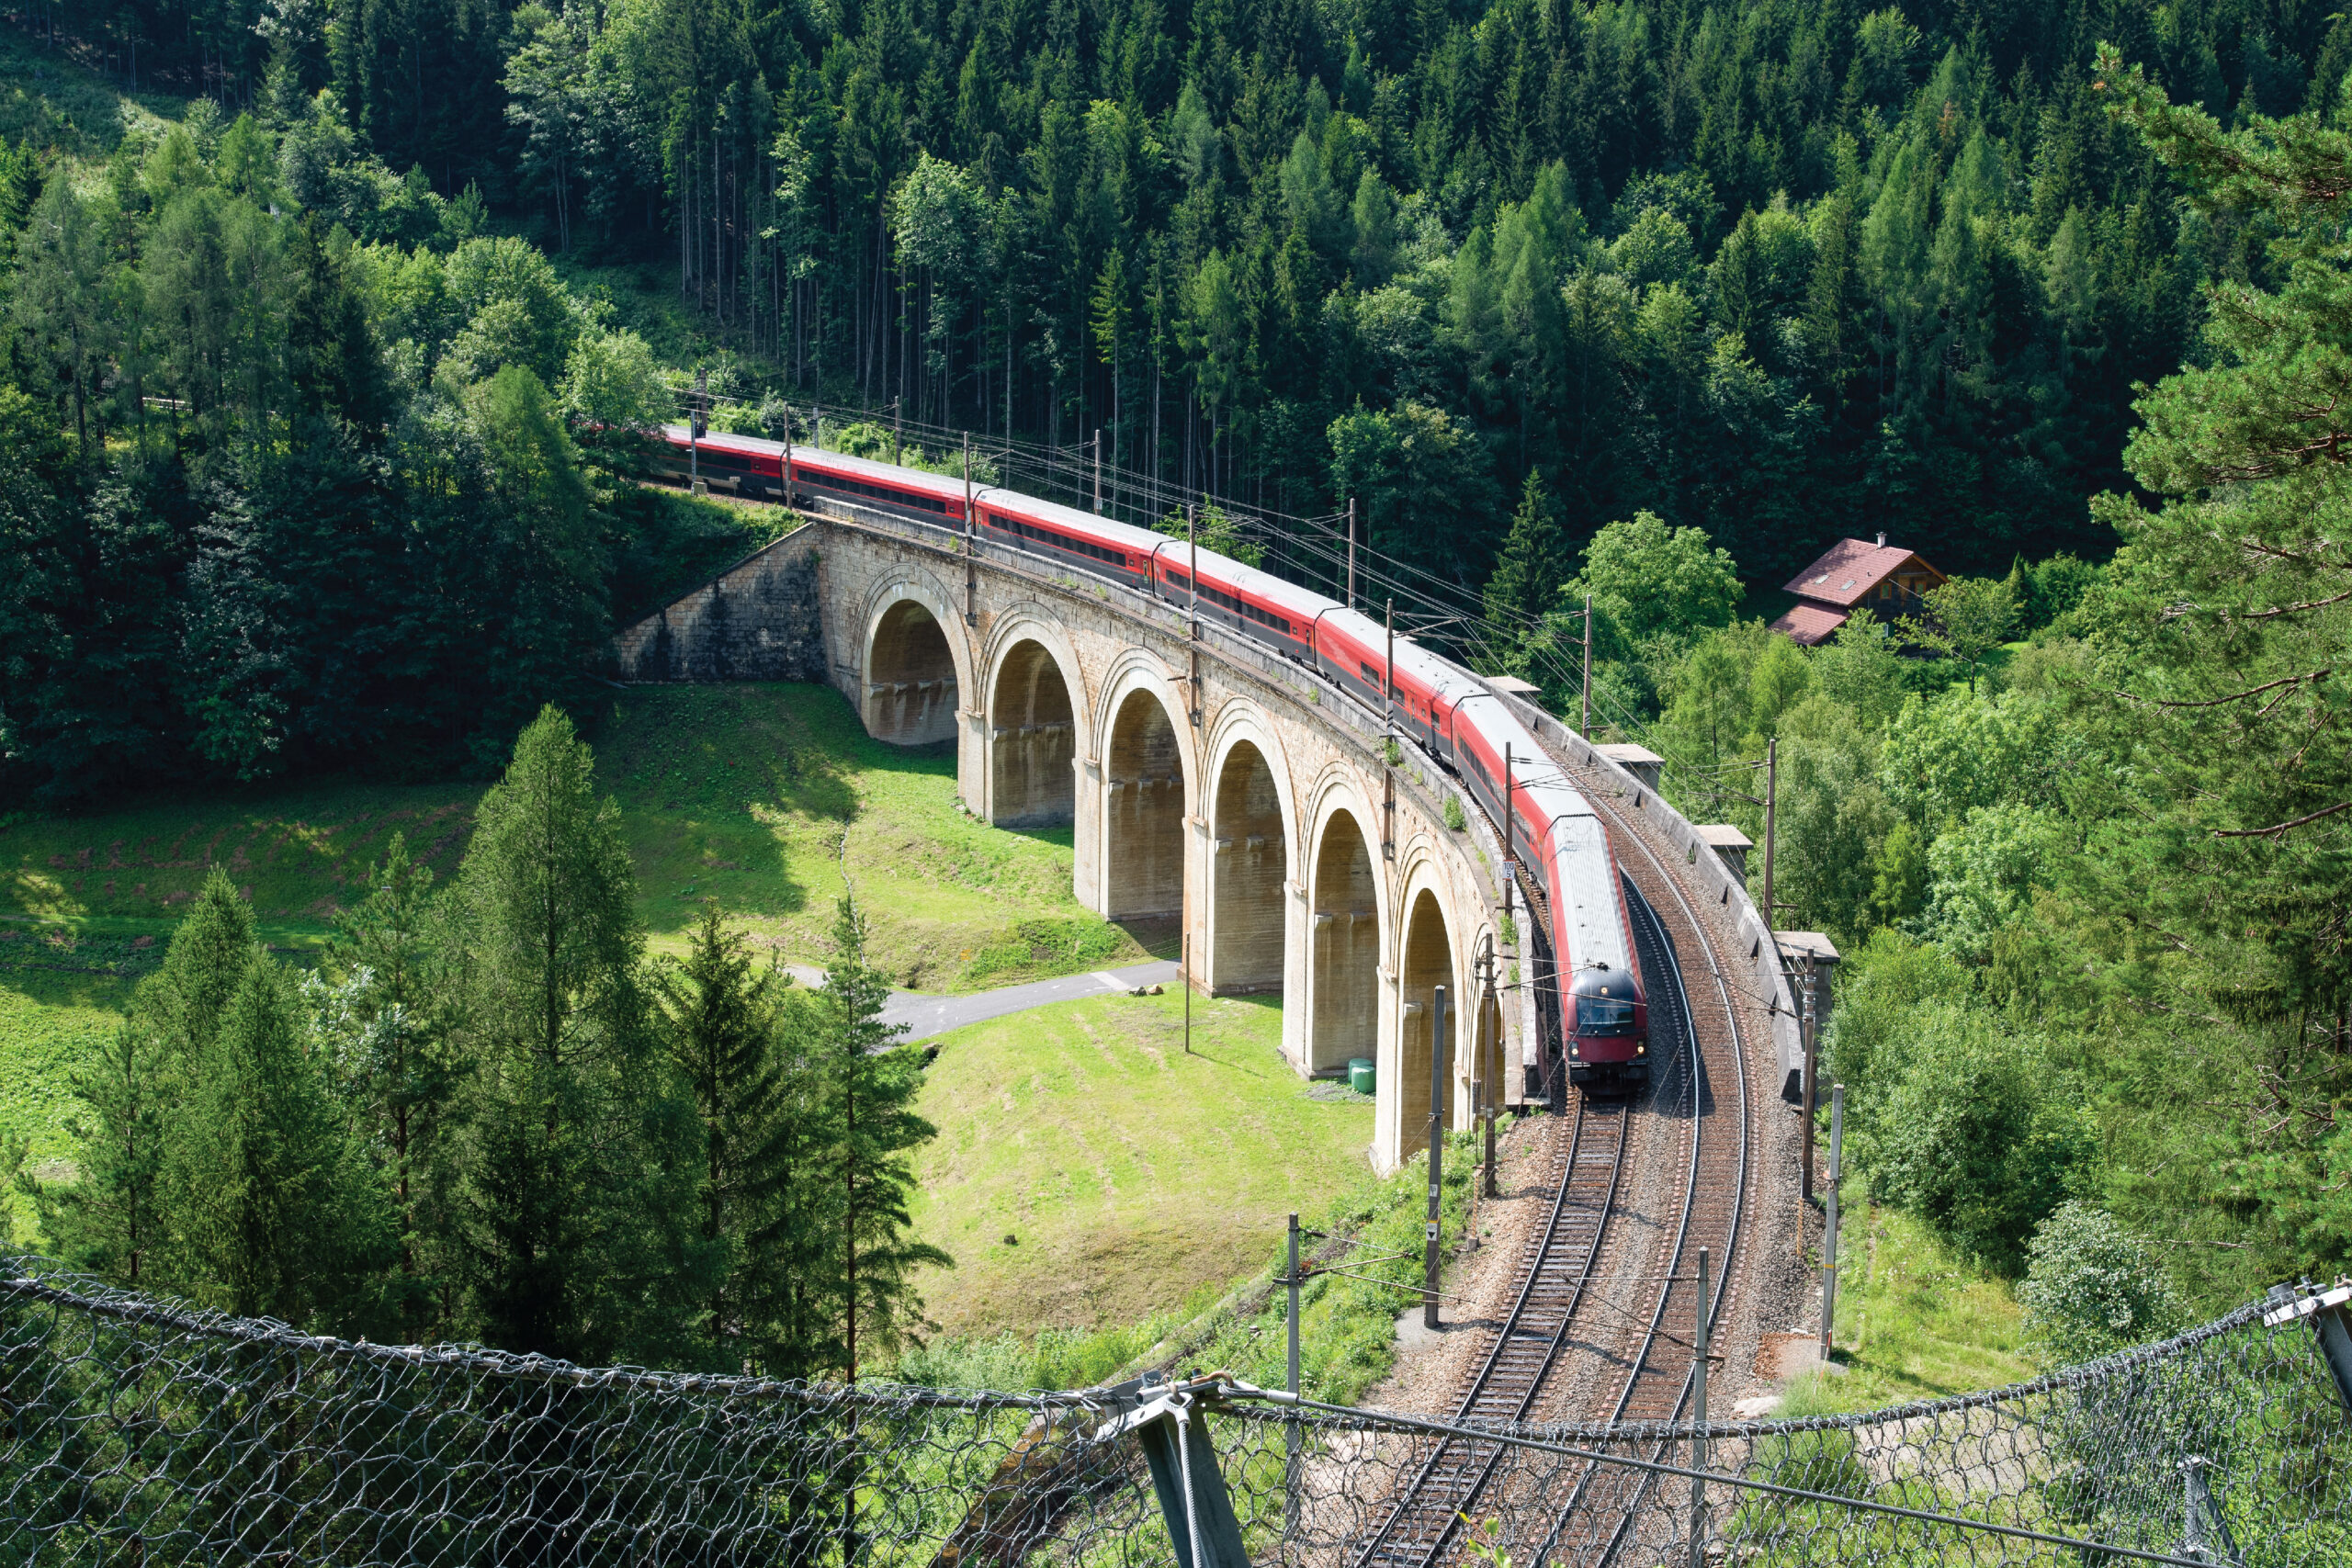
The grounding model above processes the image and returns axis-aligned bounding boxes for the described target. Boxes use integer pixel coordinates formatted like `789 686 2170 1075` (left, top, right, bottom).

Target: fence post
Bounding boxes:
2266 1282 2352 1416
1690 1246 1711 1568
1130 1395 1250 1568
2180 1456 2240 1564
1286 1213 1302 1539
1424 987 1449 1330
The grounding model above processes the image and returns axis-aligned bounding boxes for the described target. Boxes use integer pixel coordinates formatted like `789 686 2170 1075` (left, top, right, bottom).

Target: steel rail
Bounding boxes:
1521 879 1707 1565
1346 1086 1628 1568
1531 761 1757 1567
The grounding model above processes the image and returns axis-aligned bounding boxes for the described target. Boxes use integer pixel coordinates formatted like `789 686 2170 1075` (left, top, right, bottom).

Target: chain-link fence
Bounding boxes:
3 1256 2346 1567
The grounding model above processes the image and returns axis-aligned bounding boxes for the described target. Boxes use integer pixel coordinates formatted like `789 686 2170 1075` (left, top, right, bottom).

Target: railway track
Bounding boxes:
1349 1091 1630 1568
1348 750 1759 1568
1530 760 1758 1566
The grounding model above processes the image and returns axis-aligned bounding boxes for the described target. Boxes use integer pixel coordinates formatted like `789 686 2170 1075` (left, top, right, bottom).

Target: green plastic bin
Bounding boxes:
1348 1058 1375 1096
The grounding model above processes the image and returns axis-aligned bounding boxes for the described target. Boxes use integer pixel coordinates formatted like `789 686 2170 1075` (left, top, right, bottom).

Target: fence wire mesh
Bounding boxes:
2 1257 2346 1567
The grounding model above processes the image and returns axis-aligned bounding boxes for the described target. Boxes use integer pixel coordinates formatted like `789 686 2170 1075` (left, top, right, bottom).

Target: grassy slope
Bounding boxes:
0 26 187 159
0 681 1158 1158
1816 1183 2035 1408
907 989 1373 1337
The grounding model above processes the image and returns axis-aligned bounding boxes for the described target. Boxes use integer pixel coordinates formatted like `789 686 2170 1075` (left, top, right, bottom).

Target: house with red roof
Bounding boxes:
1768 533 1947 647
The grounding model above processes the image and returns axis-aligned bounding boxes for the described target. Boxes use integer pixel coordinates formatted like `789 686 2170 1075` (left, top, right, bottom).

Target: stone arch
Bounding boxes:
1305 773 1386 1077
1097 661 1193 920
985 617 1086 828
1397 882 1461 1164
861 577 968 746
1204 712 1294 994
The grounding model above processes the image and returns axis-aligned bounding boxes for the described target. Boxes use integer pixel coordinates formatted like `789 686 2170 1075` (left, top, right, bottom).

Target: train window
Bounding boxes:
1240 601 1293 635
1359 661 1380 685
808 474 950 514
997 516 1124 565
1576 997 1636 1033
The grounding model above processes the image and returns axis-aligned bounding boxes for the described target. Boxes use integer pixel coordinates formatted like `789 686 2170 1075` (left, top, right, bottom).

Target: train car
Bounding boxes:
1153 546 1324 660
977 491 1164 591
653 424 970 523
650 415 1650 1091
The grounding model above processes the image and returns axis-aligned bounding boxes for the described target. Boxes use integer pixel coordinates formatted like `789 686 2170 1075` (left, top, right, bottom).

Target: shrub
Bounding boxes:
1443 794 1466 831
2017 1201 2184 1368
1866 1014 2096 1274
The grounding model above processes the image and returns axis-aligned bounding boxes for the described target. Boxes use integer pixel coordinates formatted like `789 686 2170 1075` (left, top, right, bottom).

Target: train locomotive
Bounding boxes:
652 423 1651 1091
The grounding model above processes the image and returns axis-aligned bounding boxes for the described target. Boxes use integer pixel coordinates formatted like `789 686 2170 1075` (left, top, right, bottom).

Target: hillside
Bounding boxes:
0 682 1154 1162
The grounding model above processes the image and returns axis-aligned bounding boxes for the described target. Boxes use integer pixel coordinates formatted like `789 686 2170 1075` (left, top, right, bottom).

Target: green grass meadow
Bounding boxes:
1807 1179 2035 1410
905 989 1373 1337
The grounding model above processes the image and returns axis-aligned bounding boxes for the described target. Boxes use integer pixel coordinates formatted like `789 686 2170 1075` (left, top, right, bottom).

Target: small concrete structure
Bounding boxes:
1595 742 1664 791
1694 823 1752 881
1778 931 1841 1032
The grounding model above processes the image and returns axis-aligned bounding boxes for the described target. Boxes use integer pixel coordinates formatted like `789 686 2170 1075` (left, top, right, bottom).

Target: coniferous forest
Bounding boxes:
4 0 2334 795
6 0 2352 1357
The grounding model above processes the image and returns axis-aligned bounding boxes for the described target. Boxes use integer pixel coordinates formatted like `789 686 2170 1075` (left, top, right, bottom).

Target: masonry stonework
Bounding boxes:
620 500 1521 1174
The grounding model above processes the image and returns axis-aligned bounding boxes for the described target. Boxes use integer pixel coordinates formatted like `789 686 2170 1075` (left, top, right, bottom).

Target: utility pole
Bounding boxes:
1423 986 1448 1331
1385 600 1396 732
1823 1082 1844 1356
1187 500 1201 1051
1501 741 1514 920
783 401 796 506
891 396 902 465
689 367 707 491
963 433 977 626
1801 950 1817 1206
1689 1247 1711 1568
1346 496 1357 611
1481 942 1498 1199
1093 428 1103 513
1581 591 1593 739
1384 598 1397 860
1763 736 1779 939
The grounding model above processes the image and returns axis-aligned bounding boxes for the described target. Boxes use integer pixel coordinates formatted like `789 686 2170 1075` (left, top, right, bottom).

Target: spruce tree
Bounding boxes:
142 867 262 1062
444 705 708 1361
36 1022 170 1286
1482 468 1572 662
656 904 820 1371
821 897 950 1380
161 955 389 1325
323 830 460 1338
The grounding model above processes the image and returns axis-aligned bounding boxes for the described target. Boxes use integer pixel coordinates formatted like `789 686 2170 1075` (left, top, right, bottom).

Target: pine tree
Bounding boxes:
822 897 949 1380
444 705 709 1361
1483 468 1572 663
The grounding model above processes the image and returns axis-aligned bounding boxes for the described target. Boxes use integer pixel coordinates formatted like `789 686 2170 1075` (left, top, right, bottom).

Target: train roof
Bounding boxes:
660 424 972 502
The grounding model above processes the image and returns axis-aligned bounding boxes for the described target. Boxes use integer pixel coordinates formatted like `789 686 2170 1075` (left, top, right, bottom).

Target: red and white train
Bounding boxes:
654 424 1650 1090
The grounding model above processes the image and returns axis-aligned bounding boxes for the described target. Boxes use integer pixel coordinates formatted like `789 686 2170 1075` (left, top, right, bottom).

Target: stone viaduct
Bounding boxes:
615 492 1798 1173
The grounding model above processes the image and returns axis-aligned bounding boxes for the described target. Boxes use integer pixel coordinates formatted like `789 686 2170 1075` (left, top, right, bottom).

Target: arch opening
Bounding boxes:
866 600 959 745
1399 888 1458 1159
1211 741 1285 994
1309 810 1378 1074
990 639 1077 827
1105 689 1186 919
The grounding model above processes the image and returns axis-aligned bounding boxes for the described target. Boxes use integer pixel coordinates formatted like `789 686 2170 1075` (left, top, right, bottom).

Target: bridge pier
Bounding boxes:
619 507 1530 1175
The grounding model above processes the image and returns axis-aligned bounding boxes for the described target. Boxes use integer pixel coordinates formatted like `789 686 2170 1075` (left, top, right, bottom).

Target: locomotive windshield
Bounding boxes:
1576 996 1637 1034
